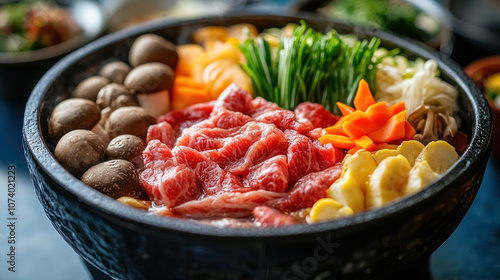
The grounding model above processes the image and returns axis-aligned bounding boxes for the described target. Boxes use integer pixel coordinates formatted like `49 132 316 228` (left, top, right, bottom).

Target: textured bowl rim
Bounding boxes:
23 14 491 239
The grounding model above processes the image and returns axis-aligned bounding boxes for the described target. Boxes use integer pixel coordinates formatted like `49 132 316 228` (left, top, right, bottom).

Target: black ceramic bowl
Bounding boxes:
0 0 105 105
23 15 491 280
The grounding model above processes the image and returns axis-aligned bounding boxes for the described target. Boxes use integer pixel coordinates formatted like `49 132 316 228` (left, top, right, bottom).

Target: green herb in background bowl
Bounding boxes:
0 1 82 53
317 0 442 46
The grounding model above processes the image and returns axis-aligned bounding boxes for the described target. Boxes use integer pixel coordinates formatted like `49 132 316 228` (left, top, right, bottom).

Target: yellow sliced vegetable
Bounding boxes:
228 23 258 41
176 44 205 76
366 155 412 209
415 140 459 175
326 170 365 213
342 150 378 193
372 149 400 165
402 161 439 195
192 26 228 45
309 198 354 223
117 196 151 210
397 140 425 166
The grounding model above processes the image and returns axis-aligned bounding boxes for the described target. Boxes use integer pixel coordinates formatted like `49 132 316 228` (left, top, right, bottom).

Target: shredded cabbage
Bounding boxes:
375 54 458 117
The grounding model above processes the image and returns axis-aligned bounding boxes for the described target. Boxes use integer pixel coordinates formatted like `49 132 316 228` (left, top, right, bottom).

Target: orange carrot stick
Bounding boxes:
353 79 376 111
174 76 206 89
388 101 406 115
319 134 356 149
365 101 392 125
171 86 212 110
324 124 348 136
342 112 379 139
348 135 376 154
337 102 355 116
404 121 416 140
367 110 407 143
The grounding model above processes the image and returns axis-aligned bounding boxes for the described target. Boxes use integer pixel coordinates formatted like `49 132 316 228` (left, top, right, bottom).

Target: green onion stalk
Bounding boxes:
240 21 381 115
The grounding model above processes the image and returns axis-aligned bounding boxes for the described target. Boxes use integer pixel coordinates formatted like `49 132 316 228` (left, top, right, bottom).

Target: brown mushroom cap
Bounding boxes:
124 62 174 94
128 34 178 69
96 83 136 109
54 130 106 178
98 61 131 84
81 159 140 199
49 98 101 141
73 76 110 101
106 134 146 168
105 106 156 140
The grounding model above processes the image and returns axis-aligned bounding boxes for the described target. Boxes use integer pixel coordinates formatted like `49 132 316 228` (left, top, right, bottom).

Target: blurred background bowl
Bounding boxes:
0 0 106 105
445 0 500 54
288 0 454 54
465 55 500 160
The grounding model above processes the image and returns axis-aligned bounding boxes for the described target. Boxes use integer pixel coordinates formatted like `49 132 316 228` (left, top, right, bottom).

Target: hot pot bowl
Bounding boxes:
23 15 491 280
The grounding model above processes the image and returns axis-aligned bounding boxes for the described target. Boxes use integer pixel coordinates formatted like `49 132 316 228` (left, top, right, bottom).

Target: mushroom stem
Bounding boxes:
422 110 438 145
136 89 170 118
91 124 110 146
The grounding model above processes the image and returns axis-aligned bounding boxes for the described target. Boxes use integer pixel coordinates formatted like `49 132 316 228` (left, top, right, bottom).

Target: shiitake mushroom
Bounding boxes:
48 98 101 141
72 76 110 101
98 61 131 84
123 62 174 117
105 106 156 140
81 159 141 199
124 62 175 94
54 130 106 178
96 83 136 109
128 34 178 69
106 134 146 168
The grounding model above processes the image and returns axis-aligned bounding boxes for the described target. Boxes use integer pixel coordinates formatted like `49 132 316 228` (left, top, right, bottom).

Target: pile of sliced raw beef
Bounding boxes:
140 84 343 227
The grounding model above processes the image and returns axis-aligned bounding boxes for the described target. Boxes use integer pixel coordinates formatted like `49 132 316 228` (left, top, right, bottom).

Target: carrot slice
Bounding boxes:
338 110 366 123
353 79 376 111
342 112 379 139
404 121 416 140
367 110 407 143
319 134 356 149
348 137 376 154
349 135 376 155
366 102 392 125
337 102 355 116
174 76 206 89
171 86 212 110
374 143 398 150
389 101 406 115
176 44 205 76
324 124 348 136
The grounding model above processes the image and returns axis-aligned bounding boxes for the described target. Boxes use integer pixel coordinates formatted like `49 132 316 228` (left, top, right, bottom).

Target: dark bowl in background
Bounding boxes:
23 15 491 280
445 0 500 55
0 0 105 105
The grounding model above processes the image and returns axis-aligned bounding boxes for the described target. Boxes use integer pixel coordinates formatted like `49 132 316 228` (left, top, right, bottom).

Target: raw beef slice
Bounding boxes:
140 140 199 207
272 164 342 212
253 206 295 227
